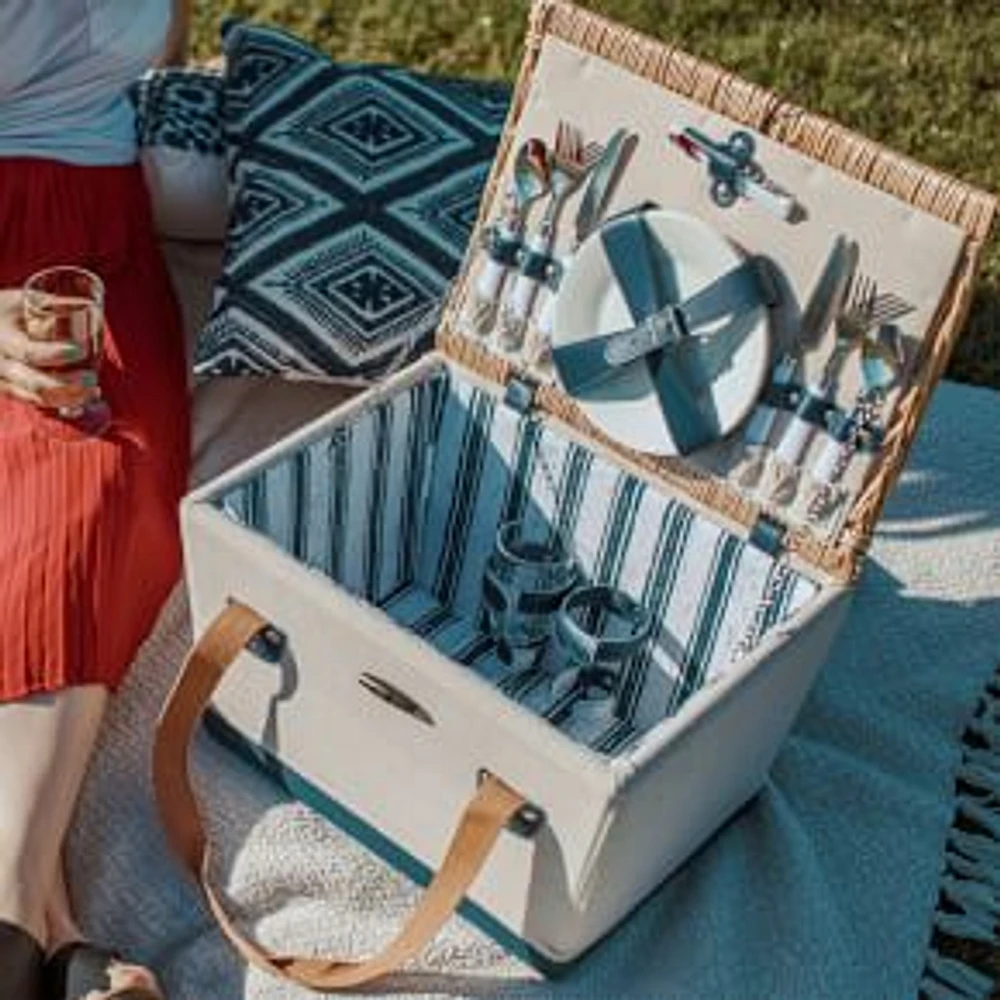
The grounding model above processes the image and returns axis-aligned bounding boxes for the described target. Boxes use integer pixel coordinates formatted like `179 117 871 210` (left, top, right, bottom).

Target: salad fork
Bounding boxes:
498 121 602 351
820 276 910 393
769 273 910 505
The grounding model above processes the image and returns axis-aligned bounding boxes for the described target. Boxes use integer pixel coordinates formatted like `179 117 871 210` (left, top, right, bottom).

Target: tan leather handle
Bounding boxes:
153 600 528 991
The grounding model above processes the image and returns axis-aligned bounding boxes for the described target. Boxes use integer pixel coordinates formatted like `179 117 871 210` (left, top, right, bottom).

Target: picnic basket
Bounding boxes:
153 0 997 989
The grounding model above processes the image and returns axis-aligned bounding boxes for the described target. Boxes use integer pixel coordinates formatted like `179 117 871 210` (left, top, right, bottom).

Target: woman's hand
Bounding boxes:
0 289 101 410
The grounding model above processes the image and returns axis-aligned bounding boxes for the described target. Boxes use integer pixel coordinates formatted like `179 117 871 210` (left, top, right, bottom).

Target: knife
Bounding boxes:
797 234 859 353
575 127 632 246
535 128 634 342
770 236 860 477
742 235 858 451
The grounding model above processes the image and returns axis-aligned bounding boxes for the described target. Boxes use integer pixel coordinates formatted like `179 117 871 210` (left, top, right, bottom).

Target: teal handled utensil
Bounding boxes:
497 122 601 352
770 273 911 506
466 138 550 337
531 127 634 361
735 234 858 490
804 392 885 524
805 322 908 523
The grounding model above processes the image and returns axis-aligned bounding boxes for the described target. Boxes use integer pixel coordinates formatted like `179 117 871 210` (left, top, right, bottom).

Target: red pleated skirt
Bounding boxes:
0 158 190 701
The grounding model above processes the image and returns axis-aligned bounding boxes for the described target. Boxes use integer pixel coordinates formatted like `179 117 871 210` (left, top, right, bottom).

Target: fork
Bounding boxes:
820 276 911 393
497 122 602 351
769 273 910 505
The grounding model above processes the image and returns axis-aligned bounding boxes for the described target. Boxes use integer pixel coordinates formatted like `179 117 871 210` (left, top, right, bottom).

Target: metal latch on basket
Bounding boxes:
749 512 788 557
477 768 546 838
246 626 286 663
227 597 287 662
359 672 436 727
503 374 540 414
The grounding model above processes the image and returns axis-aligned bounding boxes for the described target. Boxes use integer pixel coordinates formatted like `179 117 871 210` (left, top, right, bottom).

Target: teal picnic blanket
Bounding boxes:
68 380 1000 1000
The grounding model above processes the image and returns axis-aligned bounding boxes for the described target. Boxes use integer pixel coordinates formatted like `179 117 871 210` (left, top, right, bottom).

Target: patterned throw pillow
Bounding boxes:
130 67 229 241
197 20 510 381
132 66 226 156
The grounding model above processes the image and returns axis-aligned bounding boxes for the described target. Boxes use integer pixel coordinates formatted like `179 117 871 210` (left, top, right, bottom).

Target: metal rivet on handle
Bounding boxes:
476 768 546 838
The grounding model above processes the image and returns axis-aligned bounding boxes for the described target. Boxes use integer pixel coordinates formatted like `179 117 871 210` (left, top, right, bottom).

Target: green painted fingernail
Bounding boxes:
61 343 86 361
79 371 99 387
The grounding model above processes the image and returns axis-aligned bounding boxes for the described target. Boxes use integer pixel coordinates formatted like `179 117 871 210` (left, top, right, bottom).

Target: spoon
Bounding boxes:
467 138 551 336
516 137 551 212
499 123 600 351
806 323 907 522
860 323 906 394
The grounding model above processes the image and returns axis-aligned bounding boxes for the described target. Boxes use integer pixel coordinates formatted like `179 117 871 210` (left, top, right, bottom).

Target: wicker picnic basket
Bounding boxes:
153 0 997 990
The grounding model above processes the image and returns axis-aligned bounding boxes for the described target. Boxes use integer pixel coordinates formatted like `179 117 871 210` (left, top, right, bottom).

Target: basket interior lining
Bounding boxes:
216 365 820 756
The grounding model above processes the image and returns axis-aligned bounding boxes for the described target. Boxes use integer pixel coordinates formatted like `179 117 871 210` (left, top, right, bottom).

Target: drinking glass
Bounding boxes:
22 266 111 435
482 519 578 668
551 585 653 722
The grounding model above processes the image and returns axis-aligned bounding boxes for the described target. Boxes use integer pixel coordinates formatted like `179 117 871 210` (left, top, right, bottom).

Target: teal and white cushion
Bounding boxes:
198 20 509 381
130 66 228 241
216 365 819 755
131 66 225 156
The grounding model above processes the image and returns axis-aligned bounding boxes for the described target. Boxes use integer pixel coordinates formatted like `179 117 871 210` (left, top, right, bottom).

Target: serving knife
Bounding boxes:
741 235 858 456
798 235 860 353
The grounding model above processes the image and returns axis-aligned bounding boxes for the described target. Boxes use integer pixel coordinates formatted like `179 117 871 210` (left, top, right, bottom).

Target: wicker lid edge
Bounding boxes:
437 0 999 583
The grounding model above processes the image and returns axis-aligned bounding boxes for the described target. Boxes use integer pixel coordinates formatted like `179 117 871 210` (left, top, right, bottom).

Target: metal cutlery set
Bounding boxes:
736 235 912 524
464 116 915 534
466 120 634 362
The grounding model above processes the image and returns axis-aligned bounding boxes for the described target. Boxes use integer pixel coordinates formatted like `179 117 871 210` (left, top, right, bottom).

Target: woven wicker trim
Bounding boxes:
438 0 997 583
440 331 842 576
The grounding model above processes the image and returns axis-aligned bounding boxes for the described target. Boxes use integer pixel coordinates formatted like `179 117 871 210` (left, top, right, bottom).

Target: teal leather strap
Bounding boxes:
556 255 770 394
553 213 765 454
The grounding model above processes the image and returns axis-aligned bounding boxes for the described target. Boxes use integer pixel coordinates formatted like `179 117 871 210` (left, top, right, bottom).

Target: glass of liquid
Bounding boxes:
550 585 653 722
482 519 578 668
22 266 111 436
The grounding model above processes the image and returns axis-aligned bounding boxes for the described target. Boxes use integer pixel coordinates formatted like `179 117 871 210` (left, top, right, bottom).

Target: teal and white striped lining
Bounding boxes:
216 366 819 757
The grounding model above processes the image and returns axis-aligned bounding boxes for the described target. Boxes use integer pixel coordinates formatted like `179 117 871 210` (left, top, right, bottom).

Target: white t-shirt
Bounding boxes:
0 1 171 165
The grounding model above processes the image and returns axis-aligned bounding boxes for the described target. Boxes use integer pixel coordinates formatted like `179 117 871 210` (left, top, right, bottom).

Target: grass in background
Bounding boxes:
191 0 1000 389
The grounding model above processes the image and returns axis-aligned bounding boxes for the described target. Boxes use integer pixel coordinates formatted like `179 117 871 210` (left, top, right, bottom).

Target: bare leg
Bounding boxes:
0 685 107 945
44 860 83 950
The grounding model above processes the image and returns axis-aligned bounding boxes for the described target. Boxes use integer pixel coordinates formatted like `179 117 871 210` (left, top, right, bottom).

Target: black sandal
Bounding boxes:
0 920 45 1000
42 942 162 1000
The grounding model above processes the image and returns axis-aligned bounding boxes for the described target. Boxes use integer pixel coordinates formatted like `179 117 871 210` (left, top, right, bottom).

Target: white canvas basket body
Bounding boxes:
181 353 850 964
156 0 995 987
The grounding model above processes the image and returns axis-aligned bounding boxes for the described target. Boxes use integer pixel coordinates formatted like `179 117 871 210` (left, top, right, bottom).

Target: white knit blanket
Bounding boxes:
67 380 1000 1000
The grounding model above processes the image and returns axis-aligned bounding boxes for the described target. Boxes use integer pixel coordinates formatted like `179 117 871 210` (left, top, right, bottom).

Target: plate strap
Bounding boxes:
606 214 716 453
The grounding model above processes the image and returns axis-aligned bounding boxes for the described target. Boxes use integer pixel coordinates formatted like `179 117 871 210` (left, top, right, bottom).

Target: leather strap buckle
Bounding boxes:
226 597 286 662
477 769 546 838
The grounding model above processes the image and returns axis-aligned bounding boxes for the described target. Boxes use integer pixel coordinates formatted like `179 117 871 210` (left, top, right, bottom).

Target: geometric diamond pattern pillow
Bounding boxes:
130 66 225 156
129 66 228 242
196 20 510 381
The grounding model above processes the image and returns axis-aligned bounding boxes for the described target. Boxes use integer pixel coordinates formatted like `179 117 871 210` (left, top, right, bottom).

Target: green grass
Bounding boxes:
192 0 1000 389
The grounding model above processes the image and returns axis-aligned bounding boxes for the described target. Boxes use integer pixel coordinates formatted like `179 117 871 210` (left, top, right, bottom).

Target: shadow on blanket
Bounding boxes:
62 382 1000 1000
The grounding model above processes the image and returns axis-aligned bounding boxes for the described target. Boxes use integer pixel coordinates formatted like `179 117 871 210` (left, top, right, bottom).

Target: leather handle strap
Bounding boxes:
152 600 528 991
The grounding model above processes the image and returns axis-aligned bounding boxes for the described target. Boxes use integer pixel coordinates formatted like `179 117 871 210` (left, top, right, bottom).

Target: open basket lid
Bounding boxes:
435 0 996 583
